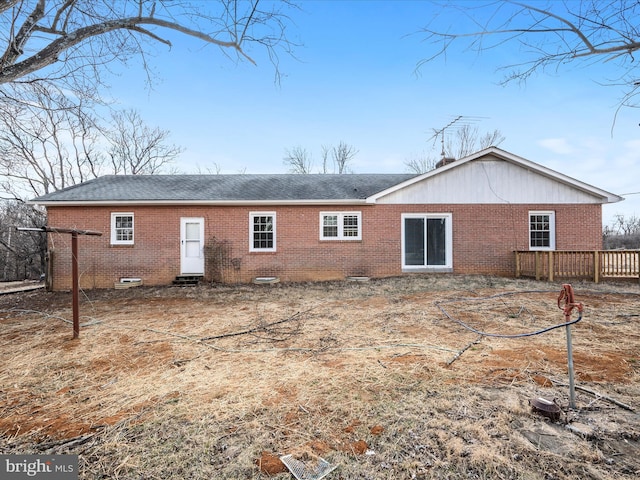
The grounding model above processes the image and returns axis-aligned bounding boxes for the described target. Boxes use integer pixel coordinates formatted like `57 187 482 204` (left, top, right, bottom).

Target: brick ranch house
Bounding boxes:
31 147 622 290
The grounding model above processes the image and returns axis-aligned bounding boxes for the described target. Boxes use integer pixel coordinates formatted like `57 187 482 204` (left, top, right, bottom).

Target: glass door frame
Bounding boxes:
401 213 453 271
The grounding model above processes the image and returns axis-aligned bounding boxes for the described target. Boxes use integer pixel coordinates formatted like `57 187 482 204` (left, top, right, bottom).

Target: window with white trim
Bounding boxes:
111 213 134 245
529 211 555 250
250 212 276 252
320 212 362 240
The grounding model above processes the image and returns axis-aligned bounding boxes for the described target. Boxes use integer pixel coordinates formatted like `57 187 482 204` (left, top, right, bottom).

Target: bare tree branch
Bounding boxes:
0 0 296 88
320 144 330 174
0 0 44 69
404 126 505 174
284 142 358 174
419 1 640 106
283 145 312 174
404 152 437 175
331 141 357 174
445 125 505 160
0 86 181 199
0 1 21 16
107 109 183 175
1 15 244 84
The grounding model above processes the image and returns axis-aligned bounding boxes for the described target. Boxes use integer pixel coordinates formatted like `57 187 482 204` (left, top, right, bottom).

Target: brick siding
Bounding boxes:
45 203 603 290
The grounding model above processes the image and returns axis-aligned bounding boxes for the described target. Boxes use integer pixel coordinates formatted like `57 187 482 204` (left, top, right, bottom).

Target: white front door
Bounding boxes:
180 217 205 275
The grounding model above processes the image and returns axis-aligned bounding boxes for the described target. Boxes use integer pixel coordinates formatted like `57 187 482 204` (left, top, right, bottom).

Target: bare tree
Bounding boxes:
283 142 358 174
405 126 505 174
0 84 105 200
331 141 357 174
419 1 640 108
0 200 46 281
404 152 438 175
607 214 640 236
195 163 223 174
0 94 182 200
283 145 312 174
108 109 182 175
320 144 330 174
0 0 296 94
603 214 640 249
445 125 505 160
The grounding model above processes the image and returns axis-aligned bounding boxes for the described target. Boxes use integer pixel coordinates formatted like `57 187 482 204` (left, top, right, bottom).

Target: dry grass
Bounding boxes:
1 275 639 479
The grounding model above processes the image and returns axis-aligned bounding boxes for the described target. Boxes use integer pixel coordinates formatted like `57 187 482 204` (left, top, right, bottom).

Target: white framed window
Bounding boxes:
320 212 362 240
401 213 452 270
111 212 134 245
250 212 276 252
529 211 555 250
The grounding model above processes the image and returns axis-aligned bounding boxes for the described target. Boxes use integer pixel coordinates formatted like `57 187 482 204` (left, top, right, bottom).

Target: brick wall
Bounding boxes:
46 203 603 290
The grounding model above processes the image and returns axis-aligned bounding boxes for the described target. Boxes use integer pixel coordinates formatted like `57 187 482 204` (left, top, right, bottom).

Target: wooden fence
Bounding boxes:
515 250 640 283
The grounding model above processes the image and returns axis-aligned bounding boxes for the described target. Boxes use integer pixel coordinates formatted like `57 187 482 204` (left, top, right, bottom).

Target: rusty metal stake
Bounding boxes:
71 231 79 339
565 322 576 409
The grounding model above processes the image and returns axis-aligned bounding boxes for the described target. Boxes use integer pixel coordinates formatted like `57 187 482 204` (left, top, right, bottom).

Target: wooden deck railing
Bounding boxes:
515 250 640 282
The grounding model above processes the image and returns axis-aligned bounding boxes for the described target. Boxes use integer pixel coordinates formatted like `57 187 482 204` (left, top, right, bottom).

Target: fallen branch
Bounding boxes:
40 433 96 454
199 308 313 341
552 380 635 412
199 342 458 354
1 308 101 327
446 336 483 366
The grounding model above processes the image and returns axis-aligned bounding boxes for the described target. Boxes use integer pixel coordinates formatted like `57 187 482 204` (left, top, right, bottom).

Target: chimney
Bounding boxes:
435 157 456 169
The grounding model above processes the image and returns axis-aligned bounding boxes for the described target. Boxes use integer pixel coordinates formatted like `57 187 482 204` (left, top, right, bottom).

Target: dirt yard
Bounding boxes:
1 275 639 479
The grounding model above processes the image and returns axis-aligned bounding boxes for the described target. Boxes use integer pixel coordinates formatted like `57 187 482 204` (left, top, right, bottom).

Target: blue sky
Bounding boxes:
107 1 639 226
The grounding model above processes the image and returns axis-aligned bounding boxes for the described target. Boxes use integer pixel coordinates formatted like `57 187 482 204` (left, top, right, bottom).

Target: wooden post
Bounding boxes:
535 251 540 281
548 251 554 282
515 251 521 278
47 248 54 291
593 251 600 284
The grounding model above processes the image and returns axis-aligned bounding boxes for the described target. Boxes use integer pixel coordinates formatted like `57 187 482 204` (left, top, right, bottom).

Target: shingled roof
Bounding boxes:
31 174 418 205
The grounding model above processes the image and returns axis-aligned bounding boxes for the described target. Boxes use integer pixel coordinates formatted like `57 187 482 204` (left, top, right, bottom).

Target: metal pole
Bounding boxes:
565 322 576 409
16 226 101 340
71 231 79 339
558 284 582 410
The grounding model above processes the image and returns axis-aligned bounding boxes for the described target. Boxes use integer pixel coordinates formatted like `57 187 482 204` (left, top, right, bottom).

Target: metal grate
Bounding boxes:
280 454 338 480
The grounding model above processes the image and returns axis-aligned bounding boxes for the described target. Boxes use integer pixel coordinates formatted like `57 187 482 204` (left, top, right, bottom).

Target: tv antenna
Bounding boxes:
428 115 487 159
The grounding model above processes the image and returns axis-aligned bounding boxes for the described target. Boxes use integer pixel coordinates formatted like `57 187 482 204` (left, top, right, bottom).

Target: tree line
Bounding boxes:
603 215 640 250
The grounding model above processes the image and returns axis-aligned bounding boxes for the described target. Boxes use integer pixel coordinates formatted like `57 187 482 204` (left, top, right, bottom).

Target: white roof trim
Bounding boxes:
366 146 623 204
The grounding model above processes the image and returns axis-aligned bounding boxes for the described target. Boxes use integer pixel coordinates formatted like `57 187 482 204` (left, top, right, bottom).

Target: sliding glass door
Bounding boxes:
402 214 452 270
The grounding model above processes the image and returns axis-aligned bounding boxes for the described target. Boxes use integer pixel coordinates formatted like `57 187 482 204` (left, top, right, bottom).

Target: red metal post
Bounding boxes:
71 231 79 339
15 226 101 340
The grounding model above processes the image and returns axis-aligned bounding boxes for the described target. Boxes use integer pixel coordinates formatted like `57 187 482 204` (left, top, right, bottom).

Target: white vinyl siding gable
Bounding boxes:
375 157 608 205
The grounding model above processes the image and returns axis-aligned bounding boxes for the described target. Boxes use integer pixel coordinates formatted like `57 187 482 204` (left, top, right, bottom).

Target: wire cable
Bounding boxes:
434 290 582 339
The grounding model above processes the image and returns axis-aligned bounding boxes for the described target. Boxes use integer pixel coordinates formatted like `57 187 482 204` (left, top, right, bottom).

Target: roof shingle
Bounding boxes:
32 174 417 203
